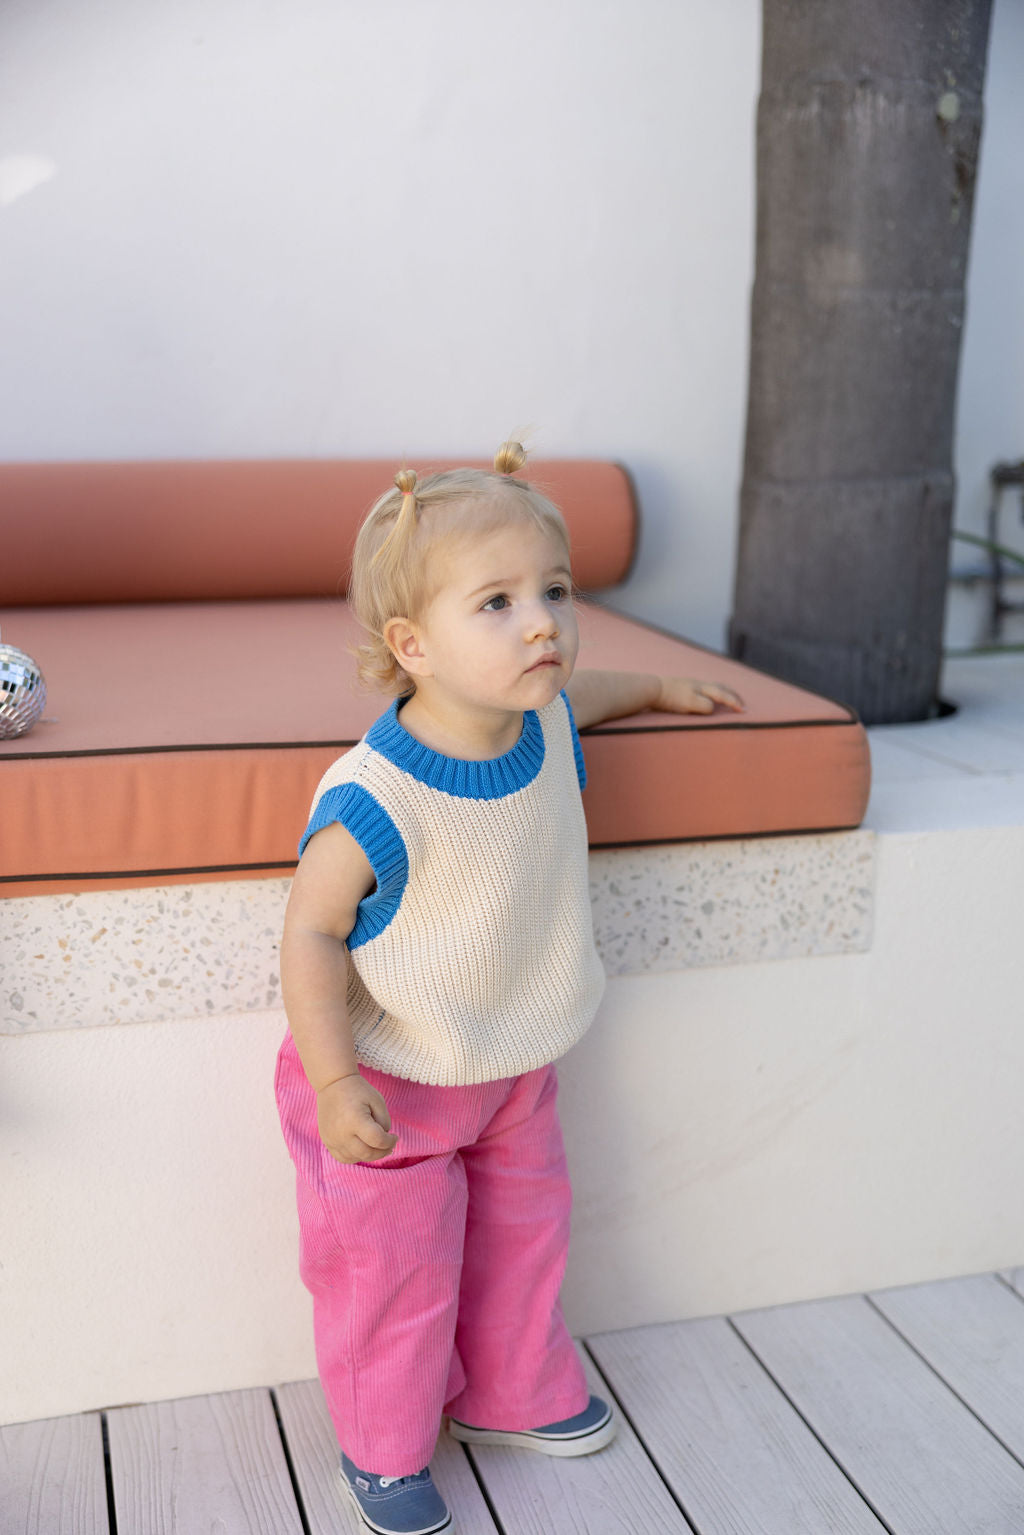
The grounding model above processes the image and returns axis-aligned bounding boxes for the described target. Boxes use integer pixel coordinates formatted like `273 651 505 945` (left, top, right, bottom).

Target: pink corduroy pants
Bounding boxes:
275 1034 589 1476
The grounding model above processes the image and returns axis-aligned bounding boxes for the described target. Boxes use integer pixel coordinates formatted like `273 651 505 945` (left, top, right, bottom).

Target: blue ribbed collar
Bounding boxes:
366 698 545 800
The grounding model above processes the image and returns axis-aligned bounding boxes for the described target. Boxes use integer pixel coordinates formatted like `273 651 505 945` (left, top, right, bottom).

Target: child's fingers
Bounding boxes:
354 1131 398 1163
354 1135 398 1162
366 1094 393 1133
328 1115 396 1163
667 677 745 714
358 1102 398 1152
324 1128 397 1164
702 683 744 711
360 1119 397 1150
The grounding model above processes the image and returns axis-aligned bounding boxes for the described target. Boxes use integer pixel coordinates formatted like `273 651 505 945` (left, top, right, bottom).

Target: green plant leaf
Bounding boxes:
952 530 1024 570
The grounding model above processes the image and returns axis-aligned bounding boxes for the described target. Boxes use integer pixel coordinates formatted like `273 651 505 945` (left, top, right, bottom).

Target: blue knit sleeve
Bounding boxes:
299 783 409 950
560 690 587 791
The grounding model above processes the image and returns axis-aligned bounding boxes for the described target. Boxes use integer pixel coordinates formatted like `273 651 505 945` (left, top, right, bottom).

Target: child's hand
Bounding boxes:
317 1073 398 1163
656 677 745 716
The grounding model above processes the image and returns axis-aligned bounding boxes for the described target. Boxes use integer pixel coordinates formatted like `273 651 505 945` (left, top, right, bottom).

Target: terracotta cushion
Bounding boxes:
0 459 635 605
0 600 870 896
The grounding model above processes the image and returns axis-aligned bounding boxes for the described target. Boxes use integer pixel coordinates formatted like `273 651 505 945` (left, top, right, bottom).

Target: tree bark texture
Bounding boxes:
730 0 993 723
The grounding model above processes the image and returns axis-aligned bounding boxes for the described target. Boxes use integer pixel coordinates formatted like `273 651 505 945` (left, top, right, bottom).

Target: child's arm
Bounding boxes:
565 669 744 731
280 822 398 1163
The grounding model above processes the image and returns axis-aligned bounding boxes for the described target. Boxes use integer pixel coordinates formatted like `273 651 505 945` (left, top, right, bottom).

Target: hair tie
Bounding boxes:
394 468 419 519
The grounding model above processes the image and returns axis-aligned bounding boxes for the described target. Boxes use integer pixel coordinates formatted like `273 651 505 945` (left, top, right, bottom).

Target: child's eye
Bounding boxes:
481 594 508 612
546 584 568 602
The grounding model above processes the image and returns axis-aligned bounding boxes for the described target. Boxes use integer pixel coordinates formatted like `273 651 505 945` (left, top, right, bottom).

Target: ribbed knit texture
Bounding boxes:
300 691 605 1086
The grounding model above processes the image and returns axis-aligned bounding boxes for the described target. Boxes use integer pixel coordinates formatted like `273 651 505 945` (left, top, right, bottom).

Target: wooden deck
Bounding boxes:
5 1270 1024 1534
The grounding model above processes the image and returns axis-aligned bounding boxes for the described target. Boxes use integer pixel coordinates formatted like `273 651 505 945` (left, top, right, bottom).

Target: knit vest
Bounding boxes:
299 691 606 1086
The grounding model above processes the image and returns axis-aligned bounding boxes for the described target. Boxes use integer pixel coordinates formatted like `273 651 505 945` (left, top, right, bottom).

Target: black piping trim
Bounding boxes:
0 739 359 762
585 717 859 736
2 861 297 885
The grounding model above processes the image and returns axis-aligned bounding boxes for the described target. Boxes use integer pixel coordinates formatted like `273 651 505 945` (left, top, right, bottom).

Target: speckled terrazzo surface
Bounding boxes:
588 832 874 976
1 832 875 1034
2 881 288 1033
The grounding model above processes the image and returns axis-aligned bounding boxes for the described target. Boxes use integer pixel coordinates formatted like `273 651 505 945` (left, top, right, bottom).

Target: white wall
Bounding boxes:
2 2 1021 649
2 1 1020 649
0 0 758 648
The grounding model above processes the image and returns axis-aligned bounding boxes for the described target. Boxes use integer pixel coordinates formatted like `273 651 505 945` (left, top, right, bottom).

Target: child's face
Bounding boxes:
404 517 578 720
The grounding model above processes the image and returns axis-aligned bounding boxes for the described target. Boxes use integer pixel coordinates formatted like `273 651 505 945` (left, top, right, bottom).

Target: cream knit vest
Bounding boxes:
300 691 606 1086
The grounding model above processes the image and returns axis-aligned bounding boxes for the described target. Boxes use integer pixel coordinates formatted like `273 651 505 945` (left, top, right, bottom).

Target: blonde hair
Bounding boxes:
349 442 571 696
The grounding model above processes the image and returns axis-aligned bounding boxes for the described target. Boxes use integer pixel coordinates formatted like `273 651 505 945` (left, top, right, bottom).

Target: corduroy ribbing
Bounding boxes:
274 1038 589 1475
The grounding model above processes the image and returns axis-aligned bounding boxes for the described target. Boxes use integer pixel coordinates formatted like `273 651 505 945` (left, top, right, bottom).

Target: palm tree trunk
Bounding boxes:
730 0 993 723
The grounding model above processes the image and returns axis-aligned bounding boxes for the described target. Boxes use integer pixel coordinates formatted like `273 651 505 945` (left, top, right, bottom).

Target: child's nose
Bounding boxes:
525 600 559 640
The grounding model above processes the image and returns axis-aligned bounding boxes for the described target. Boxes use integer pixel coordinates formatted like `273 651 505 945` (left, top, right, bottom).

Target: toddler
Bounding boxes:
276 443 741 1535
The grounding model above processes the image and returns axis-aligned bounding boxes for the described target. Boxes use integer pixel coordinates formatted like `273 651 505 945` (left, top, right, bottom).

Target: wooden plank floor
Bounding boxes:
5 1270 1024 1535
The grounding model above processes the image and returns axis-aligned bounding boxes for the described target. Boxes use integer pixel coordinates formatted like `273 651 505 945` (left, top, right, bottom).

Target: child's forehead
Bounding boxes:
429 517 570 585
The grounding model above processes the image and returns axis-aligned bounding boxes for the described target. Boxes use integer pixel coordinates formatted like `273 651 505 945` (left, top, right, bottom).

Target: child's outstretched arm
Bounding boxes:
280 823 398 1163
565 669 744 730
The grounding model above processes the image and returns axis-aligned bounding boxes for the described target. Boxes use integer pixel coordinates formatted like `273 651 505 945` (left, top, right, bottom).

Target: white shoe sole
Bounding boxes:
343 1477 453 1535
448 1408 616 1458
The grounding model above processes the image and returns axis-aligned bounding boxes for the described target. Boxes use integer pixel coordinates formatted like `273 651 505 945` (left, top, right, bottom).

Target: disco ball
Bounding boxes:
0 639 47 739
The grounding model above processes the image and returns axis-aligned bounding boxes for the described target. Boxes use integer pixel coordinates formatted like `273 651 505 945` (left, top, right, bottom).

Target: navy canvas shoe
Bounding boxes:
448 1394 616 1456
340 1453 451 1535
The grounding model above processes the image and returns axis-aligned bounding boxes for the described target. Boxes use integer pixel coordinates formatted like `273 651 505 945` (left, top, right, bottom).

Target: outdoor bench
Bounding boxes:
0 458 870 897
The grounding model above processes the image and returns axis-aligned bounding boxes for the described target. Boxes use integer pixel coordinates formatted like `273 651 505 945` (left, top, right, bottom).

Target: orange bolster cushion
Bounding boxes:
0 459 636 606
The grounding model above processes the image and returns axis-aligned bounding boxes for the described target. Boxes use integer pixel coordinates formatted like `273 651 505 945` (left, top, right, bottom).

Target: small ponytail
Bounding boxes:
370 468 419 575
494 440 527 476
395 467 418 501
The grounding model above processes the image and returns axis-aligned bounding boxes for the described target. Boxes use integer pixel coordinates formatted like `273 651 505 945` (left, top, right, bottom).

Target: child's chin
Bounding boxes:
523 667 566 701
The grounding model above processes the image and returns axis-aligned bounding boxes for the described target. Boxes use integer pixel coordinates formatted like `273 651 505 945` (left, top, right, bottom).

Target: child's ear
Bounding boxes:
383 617 432 678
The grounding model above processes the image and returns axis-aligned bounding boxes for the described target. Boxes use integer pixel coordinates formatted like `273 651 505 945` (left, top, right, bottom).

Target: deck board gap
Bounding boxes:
579 1339 700 1534
100 1413 119 1535
270 1389 314 1535
460 1440 510 1535
723 1314 900 1535
863 1288 1024 1474
994 1269 1024 1304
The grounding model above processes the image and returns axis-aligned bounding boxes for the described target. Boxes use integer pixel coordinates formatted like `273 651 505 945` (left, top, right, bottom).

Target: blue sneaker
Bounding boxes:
340 1453 451 1535
448 1394 615 1456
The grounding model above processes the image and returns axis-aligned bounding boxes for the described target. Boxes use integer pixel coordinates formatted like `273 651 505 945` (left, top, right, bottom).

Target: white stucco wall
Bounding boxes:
0 0 758 648
3 0 1019 649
